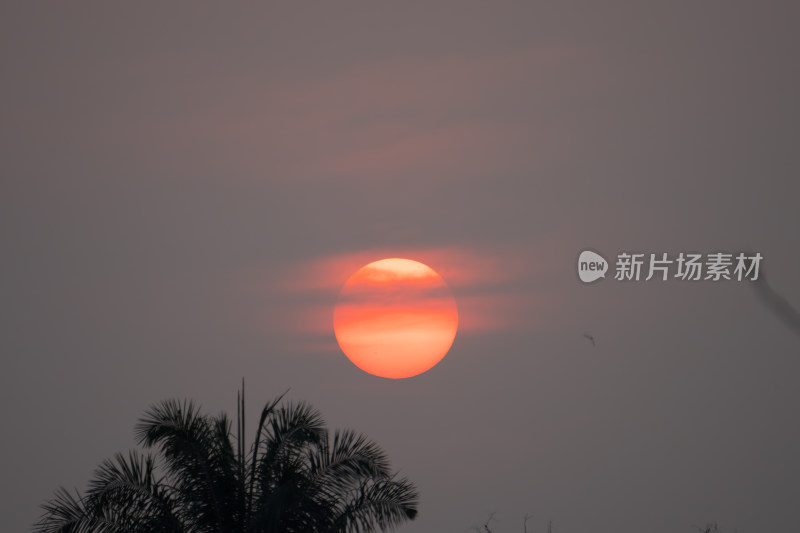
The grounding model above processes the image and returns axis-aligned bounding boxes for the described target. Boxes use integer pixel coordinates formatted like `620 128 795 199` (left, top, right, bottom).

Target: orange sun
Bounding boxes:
333 258 459 379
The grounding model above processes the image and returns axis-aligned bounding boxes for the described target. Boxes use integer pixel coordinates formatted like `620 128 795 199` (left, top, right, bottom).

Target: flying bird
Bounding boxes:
751 271 800 338
740 250 800 339
583 333 595 347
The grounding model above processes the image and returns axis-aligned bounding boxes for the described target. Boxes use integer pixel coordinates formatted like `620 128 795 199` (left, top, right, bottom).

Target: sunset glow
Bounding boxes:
333 258 458 379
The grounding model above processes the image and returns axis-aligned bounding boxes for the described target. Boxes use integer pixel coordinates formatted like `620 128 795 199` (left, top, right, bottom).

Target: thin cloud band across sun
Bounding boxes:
333 258 458 379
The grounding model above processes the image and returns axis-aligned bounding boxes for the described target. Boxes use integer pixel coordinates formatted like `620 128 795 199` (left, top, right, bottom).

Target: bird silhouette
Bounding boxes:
583 333 595 347
739 250 800 339
751 270 800 338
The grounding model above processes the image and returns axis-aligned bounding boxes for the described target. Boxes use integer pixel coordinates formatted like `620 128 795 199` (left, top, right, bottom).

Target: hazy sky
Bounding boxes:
2 3 799 532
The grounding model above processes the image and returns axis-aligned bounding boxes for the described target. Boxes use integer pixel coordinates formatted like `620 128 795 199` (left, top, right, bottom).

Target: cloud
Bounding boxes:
237 242 559 354
86 45 588 184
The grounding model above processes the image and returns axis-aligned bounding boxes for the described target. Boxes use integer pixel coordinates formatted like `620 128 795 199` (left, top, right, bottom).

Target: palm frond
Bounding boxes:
306 429 396 508
35 488 92 533
255 401 326 489
87 451 183 533
34 487 132 533
328 476 419 533
247 390 288 523
134 398 230 532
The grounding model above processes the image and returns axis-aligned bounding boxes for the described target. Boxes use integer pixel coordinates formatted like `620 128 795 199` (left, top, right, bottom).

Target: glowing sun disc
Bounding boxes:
333 258 459 379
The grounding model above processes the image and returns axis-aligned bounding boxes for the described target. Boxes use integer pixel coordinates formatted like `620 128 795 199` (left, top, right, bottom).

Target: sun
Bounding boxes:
333 258 459 379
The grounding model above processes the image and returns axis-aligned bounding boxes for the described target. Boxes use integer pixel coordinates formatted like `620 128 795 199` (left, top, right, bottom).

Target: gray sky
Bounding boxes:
2 2 799 532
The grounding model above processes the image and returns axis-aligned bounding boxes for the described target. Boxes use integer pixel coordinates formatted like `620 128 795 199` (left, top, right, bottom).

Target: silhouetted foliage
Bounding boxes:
36 388 418 533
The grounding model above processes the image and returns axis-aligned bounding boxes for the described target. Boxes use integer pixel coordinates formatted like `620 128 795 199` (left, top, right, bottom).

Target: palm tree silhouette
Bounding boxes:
35 387 418 533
